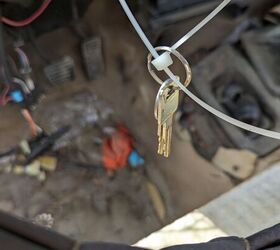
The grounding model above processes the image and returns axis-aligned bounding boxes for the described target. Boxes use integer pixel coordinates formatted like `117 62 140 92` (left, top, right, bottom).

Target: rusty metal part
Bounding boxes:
189 46 280 157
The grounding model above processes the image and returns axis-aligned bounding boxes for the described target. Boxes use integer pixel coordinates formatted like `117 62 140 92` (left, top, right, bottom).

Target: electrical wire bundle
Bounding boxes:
0 0 53 136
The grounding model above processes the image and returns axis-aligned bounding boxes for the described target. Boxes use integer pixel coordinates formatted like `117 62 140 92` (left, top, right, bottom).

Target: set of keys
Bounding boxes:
154 78 179 158
148 47 192 158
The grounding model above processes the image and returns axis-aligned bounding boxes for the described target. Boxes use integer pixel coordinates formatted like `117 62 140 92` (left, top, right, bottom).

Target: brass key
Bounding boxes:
155 79 179 157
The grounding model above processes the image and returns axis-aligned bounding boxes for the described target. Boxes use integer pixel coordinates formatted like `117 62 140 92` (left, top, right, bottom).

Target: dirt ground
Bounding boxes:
0 0 247 244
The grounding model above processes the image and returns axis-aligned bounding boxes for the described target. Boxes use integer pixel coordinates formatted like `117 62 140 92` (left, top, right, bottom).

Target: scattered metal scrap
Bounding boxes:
0 126 69 181
178 45 280 162
177 7 280 179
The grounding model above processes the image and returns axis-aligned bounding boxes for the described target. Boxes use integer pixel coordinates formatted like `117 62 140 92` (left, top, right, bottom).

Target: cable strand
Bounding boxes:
172 0 232 49
2 0 52 27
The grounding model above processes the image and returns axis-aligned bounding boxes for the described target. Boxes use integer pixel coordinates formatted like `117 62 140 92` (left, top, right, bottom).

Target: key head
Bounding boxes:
156 81 179 125
155 78 180 158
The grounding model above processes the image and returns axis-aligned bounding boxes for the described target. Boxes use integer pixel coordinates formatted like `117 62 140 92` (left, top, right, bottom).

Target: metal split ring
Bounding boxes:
147 46 192 87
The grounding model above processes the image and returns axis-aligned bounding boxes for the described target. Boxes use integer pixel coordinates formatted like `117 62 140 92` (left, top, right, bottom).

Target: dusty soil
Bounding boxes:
0 0 239 244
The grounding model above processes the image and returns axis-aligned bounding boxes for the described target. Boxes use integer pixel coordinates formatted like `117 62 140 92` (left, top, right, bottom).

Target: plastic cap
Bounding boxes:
11 90 24 103
151 52 173 71
128 150 145 168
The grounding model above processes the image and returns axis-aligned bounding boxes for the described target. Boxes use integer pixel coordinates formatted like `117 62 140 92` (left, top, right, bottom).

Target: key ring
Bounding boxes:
147 46 192 87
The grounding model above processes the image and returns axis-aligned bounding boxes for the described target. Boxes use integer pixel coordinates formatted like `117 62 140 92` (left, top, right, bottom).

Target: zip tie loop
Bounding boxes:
119 0 280 140
147 46 192 86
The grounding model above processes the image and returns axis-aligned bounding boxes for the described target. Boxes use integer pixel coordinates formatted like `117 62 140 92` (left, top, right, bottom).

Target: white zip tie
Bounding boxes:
119 0 280 140
118 0 159 58
171 0 232 50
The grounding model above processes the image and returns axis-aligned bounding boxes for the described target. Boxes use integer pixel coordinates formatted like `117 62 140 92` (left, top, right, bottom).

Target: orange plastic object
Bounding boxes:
102 125 133 171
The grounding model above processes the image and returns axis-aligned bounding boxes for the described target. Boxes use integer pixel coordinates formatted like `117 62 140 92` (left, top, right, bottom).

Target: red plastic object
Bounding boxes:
102 125 133 171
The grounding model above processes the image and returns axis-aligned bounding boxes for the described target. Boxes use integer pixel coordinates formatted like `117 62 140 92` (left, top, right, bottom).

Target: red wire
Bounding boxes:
0 84 10 106
2 0 52 27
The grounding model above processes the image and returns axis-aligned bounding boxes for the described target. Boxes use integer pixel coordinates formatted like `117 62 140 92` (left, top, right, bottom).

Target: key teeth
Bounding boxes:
157 123 172 158
158 142 163 155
